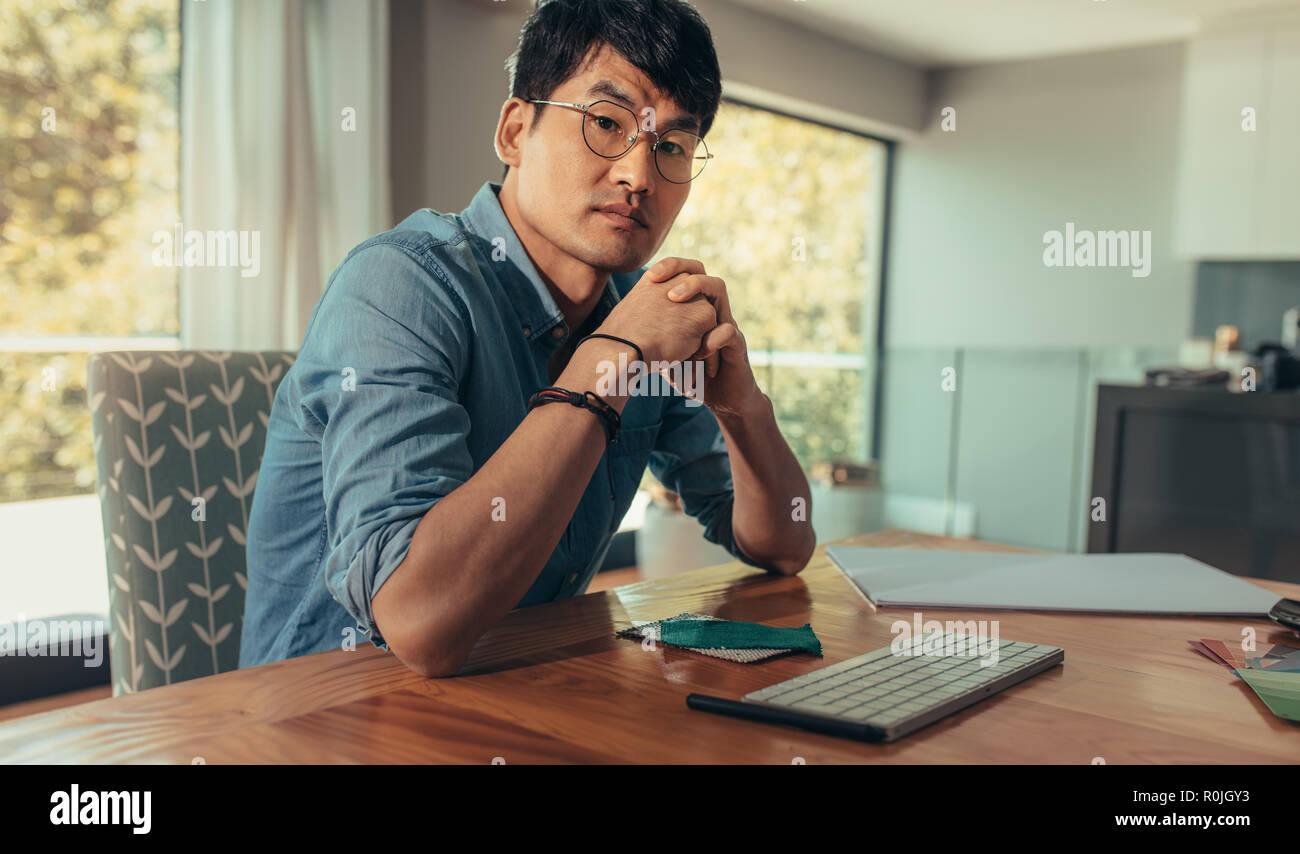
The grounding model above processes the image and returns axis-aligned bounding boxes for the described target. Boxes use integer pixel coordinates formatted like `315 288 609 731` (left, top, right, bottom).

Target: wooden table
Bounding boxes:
3 530 1298 763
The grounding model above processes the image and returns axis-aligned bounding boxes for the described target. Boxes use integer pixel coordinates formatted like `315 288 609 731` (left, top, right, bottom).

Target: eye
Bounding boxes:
658 141 684 156
589 114 626 137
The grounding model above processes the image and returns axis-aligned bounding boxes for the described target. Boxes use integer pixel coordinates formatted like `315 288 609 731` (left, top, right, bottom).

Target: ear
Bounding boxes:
494 97 532 169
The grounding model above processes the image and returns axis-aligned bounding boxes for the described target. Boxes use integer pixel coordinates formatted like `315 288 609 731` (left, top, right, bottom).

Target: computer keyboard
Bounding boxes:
739 632 1064 742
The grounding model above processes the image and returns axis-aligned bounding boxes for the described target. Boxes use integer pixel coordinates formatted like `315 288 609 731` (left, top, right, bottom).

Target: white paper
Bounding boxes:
826 547 1280 616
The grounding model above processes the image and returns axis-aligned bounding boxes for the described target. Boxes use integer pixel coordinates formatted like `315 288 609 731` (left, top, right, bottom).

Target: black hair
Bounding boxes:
501 0 722 181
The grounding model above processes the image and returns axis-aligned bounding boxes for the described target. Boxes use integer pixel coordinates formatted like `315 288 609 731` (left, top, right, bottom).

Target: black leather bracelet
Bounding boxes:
576 333 644 365
526 386 621 444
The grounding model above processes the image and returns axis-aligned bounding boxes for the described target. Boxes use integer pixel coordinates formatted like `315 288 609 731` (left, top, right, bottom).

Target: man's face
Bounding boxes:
511 43 697 275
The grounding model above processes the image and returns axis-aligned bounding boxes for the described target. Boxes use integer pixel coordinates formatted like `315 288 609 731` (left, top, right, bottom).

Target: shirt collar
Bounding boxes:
460 181 631 347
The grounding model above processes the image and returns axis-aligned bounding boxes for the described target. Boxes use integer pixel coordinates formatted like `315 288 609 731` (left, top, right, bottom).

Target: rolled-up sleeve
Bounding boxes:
649 396 767 569
295 241 473 648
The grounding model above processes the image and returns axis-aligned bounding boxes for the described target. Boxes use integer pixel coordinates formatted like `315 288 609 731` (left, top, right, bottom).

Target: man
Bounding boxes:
239 0 814 678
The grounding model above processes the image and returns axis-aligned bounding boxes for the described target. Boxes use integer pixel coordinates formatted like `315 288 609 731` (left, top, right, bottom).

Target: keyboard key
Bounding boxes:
745 640 1063 740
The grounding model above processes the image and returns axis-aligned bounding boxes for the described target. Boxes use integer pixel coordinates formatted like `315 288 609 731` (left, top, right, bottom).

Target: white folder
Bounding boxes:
826 547 1281 616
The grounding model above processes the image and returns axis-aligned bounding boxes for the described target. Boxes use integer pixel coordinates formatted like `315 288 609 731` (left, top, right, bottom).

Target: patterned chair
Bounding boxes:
88 351 295 694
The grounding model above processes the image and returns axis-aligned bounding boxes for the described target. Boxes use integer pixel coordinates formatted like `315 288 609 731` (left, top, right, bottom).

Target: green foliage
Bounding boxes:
0 0 178 502
760 365 868 465
0 352 94 502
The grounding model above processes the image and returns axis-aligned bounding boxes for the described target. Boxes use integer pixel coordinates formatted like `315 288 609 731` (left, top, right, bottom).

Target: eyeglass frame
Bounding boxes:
526 98 714 183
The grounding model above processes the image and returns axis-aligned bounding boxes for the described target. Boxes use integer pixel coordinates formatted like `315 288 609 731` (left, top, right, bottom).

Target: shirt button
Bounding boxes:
568 572 579 585
522 326 531 337
551 327 565 339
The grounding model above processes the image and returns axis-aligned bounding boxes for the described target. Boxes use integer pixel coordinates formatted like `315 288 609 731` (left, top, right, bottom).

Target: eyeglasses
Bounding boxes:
527 99 713 184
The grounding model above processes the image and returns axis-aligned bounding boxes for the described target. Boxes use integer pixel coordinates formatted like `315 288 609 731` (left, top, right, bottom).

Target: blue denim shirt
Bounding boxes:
238 181 760 668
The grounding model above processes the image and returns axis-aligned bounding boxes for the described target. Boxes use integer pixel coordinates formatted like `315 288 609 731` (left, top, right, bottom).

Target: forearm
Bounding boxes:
714 392 816 575
372 340 630 677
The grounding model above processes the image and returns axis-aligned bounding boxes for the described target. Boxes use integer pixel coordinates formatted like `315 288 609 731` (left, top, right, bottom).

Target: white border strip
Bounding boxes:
0 336 182 353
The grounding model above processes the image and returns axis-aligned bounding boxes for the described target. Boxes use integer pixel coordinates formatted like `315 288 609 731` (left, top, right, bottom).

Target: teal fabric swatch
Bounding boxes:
658 619 823 657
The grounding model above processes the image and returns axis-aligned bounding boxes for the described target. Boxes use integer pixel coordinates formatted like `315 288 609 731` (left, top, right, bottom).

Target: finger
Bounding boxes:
667 274 733 323
660 361 704 402
658 364 681 394
646 257 706 282
697 322 739 362
664 274 719 300
705 351 719 379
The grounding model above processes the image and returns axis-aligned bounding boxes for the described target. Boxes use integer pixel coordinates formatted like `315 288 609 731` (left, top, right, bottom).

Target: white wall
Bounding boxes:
691 0 925 137
389 0 526 216
886 43 1195 350
880 43 1195 552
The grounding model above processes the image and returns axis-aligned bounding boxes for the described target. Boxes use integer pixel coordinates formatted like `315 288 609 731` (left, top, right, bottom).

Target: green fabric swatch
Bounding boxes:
658 619 823 657
1238 668 1300 722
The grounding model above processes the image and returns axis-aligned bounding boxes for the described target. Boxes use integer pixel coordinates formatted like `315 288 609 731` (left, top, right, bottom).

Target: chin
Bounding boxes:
608 252 653 275
579 237 651 273
607 249 651 272
580 256 642 276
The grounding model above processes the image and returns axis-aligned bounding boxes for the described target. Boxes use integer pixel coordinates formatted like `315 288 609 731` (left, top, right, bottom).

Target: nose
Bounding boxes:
608 132 656 194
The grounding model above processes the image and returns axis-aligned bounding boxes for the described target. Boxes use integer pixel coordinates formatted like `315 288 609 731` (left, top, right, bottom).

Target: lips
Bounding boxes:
595 203 647 229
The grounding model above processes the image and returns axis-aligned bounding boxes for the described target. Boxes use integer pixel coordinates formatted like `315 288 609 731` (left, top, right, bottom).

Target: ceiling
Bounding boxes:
724 0 1300 68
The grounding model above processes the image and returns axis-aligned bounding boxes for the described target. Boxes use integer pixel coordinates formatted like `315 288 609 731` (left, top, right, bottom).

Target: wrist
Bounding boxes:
714 384 771 426
579 331 645 365
528 387 622 443
561 337 634 413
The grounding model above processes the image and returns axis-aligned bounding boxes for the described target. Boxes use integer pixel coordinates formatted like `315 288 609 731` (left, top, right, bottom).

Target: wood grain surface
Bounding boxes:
2 529 1296 763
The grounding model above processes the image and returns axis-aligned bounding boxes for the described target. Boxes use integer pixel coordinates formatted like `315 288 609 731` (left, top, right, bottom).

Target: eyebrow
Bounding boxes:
584 79 701 133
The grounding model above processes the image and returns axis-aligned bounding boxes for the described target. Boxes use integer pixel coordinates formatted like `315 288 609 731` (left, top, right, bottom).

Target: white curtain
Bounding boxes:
179 0 391 350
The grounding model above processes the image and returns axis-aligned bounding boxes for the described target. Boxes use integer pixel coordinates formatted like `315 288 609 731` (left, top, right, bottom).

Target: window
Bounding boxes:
655 98 889 468
0 0 180 620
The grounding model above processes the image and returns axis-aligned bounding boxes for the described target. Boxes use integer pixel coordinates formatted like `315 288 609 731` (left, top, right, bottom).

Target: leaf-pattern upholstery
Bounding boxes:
88 351 296 695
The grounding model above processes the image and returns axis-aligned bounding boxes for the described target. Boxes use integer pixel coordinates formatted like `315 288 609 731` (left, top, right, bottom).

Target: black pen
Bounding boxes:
685 693 887 743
